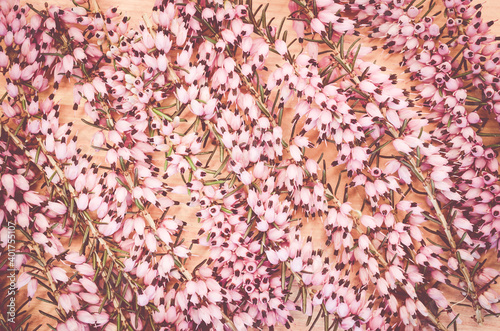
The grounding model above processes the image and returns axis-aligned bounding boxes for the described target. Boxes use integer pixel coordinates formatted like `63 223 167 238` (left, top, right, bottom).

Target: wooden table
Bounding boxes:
7 0 500 330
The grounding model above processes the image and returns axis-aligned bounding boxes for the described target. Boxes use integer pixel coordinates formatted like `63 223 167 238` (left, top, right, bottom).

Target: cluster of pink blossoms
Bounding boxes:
1 0 500 330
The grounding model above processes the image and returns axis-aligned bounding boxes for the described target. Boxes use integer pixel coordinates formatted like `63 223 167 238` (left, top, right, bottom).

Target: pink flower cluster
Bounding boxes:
1 0 499 330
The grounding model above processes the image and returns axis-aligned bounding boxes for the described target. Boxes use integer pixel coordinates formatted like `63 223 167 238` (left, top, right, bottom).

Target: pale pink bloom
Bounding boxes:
80 277 98 294
398 166 412 184
430 169 449 182
360 215 376 229
76 194 89 211
427 288 448 308
337 302 349 318
88 195 103 211
1 174 15 196
292 19 305 38
33 232 48 245
62 55 74 75
156 227 171 245
92 131 105 148
106 149 118 165
93 312 109 326
77 310 95 324
75 263 95 277
17 273 31 289
393 139 412 154
221 29 236 44
34 213 49 232
175 87 189 104
47 202 67 215
115 119 131 133
79 293 101 305
73 47 86 61
50 267 69 283
454 218 473 231
65 252 86 264
388 265 405 282
59 294 73 313
137 293 149 306
1 101 18 118
386 109 401 128
54 142 67 160
9 63 21 80
482 290 499 304
359 80 377 93
265 250 279 265
289 145 302 162
13 174 29 191
240 171 252 185
144 232 157 252
174 246 190 258
311 18 325 35
4 199 18 214
0 51 8 67
290 257 303 272
115 186 128 203
82 83 95 102
27 279 38 298
457 249 474 262
275 39 287 56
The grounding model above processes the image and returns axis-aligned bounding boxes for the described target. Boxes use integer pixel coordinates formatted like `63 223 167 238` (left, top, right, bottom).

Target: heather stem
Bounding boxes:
31 244 60 299
408 157 484 325
2 125 61 309
30 240 67 320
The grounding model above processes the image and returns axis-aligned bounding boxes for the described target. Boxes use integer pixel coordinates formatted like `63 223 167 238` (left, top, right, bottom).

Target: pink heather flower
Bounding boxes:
59 294 73 314
50 267 69 283
290 257 303 272
94 312 110 326
65 252 87 264
17 273 31 289
393 139 412 154
47 202 67 215
92 131 105 148
76 310 95 324
310 18 325 35
1 174 15 196
275 39 287 56
27 279 38 298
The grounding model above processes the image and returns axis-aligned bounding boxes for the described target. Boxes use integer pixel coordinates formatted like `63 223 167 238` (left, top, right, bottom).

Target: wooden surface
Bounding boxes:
8 0 500 330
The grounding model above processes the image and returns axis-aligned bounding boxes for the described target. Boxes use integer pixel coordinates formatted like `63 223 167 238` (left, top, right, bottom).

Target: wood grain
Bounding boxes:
5 0 500 330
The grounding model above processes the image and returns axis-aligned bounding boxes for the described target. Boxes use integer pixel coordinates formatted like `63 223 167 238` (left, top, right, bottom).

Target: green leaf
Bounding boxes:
36 297 58 306
134 198 145 210
38 310 62 323
16 252 45 267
